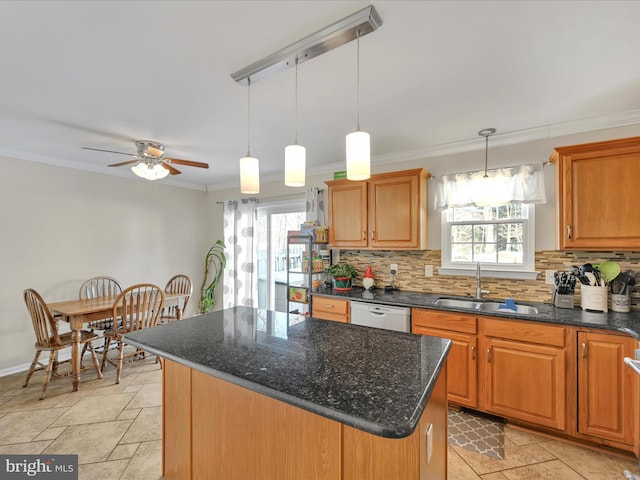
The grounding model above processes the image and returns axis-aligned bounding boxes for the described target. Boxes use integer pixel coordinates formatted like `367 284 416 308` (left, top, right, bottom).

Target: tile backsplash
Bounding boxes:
339 250 640 310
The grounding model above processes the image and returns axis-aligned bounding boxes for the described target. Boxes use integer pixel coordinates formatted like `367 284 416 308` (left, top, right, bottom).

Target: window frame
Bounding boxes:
439 203 538 280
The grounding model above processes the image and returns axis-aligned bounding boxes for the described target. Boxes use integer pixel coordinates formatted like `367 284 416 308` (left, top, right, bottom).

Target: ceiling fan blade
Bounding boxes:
161 162 182 175
163 157 209 169
82 146 136 157
108 159 140 167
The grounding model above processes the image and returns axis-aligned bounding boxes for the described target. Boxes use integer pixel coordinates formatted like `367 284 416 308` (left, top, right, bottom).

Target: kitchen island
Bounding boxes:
124 306 451 480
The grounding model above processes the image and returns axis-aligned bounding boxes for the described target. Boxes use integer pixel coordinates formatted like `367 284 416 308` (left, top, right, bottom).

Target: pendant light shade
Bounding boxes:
240 155 260 194
346 29 370 181
285 58 306 187
285 144 306 187
131 162 170 180
240 77 260 194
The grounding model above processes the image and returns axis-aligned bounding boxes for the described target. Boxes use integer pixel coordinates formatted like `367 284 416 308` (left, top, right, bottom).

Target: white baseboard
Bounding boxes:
0 351 72 378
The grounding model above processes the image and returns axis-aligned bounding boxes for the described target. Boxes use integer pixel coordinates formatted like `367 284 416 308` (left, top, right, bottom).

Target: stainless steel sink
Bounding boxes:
432 298 482 309
432 297 538 315
477 302 539 315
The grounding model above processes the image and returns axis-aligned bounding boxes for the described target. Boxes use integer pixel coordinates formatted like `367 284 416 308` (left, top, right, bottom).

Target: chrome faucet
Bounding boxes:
475 262 489 299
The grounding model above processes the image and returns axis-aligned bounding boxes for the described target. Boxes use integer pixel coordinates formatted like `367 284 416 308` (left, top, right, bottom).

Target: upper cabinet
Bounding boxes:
552 136 640 251
326 168 430 250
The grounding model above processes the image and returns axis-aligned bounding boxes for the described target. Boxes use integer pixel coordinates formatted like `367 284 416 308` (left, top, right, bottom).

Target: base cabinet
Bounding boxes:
163 359 447 480
577 331 638 448
483 337 566 430
311 296 350 323
412 309 477 408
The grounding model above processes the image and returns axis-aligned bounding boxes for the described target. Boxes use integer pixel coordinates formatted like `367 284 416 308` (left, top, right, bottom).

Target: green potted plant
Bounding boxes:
326 262 359 291
199 240 227 314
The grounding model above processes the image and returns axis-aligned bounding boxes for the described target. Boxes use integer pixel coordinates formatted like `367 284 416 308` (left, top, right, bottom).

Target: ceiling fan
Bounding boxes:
82 140 209 180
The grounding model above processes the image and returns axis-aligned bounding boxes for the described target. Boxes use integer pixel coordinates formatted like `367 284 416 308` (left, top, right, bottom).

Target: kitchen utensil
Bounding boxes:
585 271 597 286
596 261 621 284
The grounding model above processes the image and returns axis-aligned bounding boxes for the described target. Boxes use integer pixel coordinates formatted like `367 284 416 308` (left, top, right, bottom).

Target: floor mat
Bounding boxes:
448 408 505 460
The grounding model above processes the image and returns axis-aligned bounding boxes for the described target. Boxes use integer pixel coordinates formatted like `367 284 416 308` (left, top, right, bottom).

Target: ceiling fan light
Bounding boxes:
285 144 306 187
240 155 260 194
346 130 370 181
131 162 169 180
146 146 164 158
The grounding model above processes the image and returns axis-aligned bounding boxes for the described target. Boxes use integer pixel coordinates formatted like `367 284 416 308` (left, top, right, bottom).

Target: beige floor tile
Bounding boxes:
123 384 143 394
0 407 68 444
34 426 68 441
500 459 586 479
139 406 162 417
117 408 141 421
120 439 163 480
126 383 162 410
539 439 639 480
77 459 130 480
44 419 133 464
449 445 482 480
120 412 162 443
0 387 81 413
504 425 552 446
0 440 53 454
127 368 162 386
453 437 557 475
109 442 139 460
52 393 135 426
481 473 509 480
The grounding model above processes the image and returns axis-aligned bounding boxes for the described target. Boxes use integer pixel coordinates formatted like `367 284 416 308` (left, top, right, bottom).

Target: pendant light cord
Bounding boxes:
295 57 299 144
247 77 252 156
483 133 488 178
356 29 361 131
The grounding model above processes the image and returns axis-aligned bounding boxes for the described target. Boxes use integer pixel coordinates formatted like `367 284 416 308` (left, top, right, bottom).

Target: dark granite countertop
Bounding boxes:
123 306 451 439
311 287 640 338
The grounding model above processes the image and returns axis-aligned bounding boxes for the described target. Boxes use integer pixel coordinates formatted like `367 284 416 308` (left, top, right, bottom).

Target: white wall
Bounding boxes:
0 157 209 373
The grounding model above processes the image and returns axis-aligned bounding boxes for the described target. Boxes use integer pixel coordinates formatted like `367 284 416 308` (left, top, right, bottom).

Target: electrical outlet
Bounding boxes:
425 265 433 277
545 270 557 285
390 263 398 275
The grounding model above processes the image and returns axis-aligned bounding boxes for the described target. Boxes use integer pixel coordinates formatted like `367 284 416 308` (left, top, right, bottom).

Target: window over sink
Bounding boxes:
440 203 537 280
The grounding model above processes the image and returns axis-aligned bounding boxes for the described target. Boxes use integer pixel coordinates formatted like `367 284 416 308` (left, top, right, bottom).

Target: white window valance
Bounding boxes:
434 163 546 210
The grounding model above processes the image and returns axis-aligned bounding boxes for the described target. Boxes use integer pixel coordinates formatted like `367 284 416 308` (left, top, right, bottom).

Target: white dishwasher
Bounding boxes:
350 301 411 333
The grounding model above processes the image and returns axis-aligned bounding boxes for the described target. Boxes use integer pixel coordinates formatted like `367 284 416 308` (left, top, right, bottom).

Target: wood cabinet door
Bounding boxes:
414 325 477 408
327 182 367 248
369 172 422 249
484 337 566 430
577 331 637 446
554 136 640 250
311 296 350 323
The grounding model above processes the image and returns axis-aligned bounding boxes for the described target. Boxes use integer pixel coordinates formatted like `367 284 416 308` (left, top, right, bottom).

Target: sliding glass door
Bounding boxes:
256 201 305 312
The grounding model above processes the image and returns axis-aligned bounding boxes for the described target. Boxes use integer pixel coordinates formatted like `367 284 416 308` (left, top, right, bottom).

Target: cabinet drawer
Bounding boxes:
482 318 565 347
312 296 350 322
412 308 477 334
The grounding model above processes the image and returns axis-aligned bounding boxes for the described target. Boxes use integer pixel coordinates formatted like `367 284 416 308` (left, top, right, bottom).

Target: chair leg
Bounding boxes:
23 350 41 388
86 341 103 380
115 341 125 385
100 337 110 372
40 351 56 400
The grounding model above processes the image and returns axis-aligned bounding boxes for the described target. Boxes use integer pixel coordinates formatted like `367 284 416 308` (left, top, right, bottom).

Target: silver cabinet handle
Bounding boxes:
581 342 587 358
471 346 476 360
567 225 572 239
487 348 492 363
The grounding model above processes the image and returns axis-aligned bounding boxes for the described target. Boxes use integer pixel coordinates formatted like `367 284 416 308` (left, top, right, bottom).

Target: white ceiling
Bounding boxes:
1 0 640 191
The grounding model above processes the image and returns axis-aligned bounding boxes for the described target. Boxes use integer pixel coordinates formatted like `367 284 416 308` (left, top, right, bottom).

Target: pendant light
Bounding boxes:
239 77 260 194
475 128 508 206
284 57 306 187
346 29 370 181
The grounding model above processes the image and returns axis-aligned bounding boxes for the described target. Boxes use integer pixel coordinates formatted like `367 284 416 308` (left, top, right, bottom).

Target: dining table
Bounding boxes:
48 291 188 392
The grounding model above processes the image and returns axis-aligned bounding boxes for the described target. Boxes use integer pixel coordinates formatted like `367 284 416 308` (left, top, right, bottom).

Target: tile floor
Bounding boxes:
1 356 639 480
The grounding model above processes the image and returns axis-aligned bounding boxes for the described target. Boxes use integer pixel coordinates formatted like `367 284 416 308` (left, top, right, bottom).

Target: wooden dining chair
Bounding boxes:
100 283 165 384
23 288 102 400
159 274 192 323
79 276 122 331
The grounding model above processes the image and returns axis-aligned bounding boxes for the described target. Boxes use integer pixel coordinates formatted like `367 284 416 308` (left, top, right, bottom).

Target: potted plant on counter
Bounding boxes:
326 262 359 291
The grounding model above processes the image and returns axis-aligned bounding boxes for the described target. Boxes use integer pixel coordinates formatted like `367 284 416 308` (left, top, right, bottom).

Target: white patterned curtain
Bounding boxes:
434 163 546 209
306 187 326 224
222 198 258 309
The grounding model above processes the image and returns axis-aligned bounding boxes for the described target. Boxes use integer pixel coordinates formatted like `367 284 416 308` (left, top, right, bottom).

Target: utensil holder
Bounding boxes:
554 293 574 309
610 293 631 313
581 285 608 312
